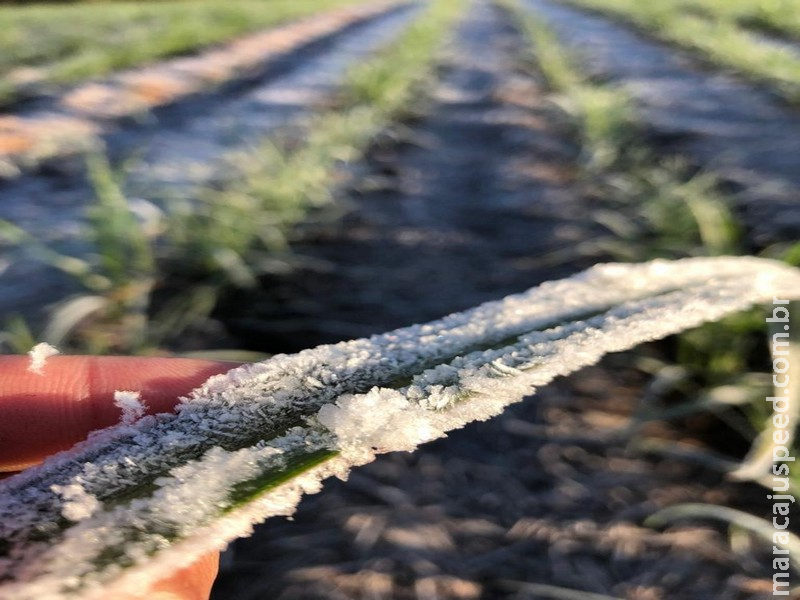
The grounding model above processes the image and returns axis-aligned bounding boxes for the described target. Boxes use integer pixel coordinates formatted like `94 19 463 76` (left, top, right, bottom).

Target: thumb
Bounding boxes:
0 355 238 471
0 355 238 600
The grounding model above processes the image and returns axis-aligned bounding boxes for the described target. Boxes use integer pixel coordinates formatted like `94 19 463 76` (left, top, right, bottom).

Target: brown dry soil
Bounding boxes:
212 3 786 600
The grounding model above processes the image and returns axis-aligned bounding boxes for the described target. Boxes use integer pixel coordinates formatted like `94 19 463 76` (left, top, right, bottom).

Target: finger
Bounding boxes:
148 551 220 600
114 551 220 600
0 356 238 471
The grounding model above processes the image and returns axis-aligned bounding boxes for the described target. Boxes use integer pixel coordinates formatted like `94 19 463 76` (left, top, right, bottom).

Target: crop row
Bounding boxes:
0 0 364 106
558 0 800 104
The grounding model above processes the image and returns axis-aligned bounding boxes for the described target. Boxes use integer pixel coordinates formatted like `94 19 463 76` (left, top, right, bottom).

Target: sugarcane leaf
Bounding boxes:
0 256 798 600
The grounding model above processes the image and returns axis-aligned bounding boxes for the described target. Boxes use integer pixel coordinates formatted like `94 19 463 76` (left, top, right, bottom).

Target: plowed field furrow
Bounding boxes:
523 0 800 244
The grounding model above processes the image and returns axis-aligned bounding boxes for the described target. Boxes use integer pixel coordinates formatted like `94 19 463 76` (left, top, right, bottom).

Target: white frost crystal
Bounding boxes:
317 388 438 454
50 484 100 522
26 342 60 375
114 391 146 425
0 257 798 600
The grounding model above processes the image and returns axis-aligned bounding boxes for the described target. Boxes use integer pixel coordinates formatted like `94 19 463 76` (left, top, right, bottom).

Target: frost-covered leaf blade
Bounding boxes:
0 256 798 600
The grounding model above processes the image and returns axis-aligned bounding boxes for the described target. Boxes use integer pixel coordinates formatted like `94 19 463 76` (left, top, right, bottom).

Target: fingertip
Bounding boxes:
112 551 220 600
144 551 220 600
0 356 239 471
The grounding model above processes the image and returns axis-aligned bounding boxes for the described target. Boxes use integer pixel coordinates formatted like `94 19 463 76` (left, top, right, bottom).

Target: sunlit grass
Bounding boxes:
503 0 797 501
0 0 464 354
0 0 363 105
0 153 159 353
160 0 463 289
556 0 800 104
510 12 635 171
652 0 800 40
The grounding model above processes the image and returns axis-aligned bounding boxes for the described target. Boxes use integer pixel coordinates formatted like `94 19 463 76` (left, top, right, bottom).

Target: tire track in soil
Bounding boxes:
523 0 800 246
212 4 774 600
0 6 417 322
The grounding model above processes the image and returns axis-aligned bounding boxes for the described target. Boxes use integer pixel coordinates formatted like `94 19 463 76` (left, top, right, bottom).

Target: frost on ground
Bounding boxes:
26 342 59 375
0 257 798 600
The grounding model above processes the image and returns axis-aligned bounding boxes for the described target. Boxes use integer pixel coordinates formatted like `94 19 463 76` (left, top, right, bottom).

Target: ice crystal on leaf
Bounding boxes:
26 342 59 375
50 483 100 522
317 388 438 453
0 257 798 600
113 391 146 425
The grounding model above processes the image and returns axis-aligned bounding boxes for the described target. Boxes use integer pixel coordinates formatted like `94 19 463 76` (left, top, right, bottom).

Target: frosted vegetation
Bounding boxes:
0 257 799 600
552 0 800 104
0 0 366 106
25 342 59 375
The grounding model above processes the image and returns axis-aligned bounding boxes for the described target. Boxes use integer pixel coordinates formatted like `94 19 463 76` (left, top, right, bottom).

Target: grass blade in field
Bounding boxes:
0 256 798 600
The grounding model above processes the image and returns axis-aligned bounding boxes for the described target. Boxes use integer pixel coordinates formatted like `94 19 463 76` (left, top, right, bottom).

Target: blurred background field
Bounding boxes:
0 0 363 106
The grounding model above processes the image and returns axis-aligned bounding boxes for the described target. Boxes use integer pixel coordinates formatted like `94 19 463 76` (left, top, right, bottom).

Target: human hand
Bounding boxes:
0 355 240 600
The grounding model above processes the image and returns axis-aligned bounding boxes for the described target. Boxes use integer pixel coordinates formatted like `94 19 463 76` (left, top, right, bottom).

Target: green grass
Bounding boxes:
159 0 463 290
505 9 800 585
503 0 798 500
509 10 639 172
0 0 464 354
652 0 800 40
505 0 743 257
509 7 637 172
0 153 160 353
555 0 800 104
0 0 364 105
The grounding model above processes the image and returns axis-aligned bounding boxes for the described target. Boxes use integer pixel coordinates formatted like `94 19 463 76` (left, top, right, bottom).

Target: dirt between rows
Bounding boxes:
212 3 783 599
